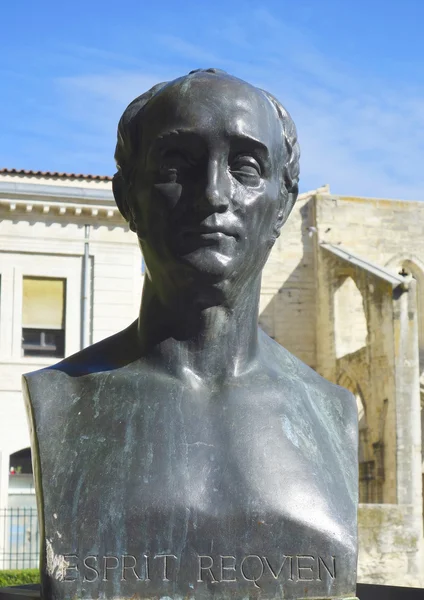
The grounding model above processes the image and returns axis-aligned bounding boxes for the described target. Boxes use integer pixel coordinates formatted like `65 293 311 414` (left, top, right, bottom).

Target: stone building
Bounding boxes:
0 169 423 585
0 169 142 568
261 185 424 586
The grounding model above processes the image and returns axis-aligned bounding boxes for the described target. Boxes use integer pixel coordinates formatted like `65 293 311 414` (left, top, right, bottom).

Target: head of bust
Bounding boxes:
113 69 300 302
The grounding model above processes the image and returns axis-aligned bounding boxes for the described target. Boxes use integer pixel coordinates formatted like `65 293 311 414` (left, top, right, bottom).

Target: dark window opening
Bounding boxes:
22 328 65 358
9 448 33 475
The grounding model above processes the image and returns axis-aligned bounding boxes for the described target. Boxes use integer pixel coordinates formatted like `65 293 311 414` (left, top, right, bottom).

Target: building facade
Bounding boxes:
0 170 423 585
260 186 424 586
0 170 143 568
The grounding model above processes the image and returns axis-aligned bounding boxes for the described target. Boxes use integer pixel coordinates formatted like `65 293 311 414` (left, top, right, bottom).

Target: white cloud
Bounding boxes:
229 10 424 200
274 74 424 199
54 70 177 174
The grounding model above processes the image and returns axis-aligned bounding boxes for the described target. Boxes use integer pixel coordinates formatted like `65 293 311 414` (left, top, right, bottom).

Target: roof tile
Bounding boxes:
0 168 113 181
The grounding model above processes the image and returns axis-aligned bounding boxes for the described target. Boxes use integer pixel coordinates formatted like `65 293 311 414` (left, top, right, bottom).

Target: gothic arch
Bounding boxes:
334 276 368 359
337 372 367 432
337 370 377 503
385 253 424 274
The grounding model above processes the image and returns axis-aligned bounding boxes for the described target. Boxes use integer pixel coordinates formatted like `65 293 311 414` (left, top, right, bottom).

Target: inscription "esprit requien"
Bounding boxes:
61 553 336 587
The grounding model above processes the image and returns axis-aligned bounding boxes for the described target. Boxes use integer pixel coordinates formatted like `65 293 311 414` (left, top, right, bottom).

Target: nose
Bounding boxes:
201 158 230 213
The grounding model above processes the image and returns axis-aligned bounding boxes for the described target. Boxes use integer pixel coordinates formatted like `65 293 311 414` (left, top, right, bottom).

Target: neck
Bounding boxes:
137 276 261 383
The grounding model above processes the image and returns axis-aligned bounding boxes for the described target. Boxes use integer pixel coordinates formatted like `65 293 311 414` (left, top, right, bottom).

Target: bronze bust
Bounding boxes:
24 69 358 600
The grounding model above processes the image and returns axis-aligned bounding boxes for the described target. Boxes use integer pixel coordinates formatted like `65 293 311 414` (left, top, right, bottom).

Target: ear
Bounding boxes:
112 172 137 232
274 183 299 238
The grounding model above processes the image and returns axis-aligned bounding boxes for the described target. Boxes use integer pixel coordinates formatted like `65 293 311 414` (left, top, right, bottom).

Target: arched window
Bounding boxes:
338 372 382 503
9 448 32 475
8 448 36 510
334 276 368 359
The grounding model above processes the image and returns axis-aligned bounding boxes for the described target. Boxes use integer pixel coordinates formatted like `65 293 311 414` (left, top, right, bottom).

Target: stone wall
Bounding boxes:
315 245 399 504
315 194 424 269
259 192 317 369
358 504 423 587
314 193 424 587
316 193 424 380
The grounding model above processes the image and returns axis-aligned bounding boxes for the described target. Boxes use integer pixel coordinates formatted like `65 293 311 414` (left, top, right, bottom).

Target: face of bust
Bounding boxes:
129 73 287 301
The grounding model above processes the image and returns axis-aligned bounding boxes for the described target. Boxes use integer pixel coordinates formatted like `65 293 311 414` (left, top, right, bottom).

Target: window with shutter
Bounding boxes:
21 277 66 358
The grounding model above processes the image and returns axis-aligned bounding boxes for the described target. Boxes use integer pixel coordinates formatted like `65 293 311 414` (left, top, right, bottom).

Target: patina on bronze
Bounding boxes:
23 69 358 600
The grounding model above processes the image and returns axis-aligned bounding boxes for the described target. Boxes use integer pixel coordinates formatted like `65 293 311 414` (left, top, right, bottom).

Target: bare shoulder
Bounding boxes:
23 321 140 406
259 329 358 431
24 321 138 382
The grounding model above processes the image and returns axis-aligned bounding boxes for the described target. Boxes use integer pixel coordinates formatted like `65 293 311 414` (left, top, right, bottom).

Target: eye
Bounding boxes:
158 150 195 183
161 150 194 170
230 156 262 182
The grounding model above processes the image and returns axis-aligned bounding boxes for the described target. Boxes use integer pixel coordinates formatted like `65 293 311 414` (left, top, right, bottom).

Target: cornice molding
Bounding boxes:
0 198 121 221
0 181 124 223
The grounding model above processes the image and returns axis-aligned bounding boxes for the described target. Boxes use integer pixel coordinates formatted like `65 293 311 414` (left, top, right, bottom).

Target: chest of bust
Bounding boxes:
37 372 340 514
28 370 357 599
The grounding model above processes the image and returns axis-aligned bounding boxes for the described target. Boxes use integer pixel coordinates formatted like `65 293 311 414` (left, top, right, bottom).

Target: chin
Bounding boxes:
179 250 236 281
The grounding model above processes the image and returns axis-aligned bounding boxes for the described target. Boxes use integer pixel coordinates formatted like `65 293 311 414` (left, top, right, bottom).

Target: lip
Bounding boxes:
189 232 233 242
180 225 239 239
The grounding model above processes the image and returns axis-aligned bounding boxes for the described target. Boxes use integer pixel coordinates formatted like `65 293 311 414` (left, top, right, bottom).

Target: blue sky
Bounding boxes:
2 0 424 199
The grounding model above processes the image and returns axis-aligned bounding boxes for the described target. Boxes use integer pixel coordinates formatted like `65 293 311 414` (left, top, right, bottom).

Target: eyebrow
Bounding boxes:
227 133 270 157
154 128 192 140
153 129 269 149
147 129 202 158
147 128 272 166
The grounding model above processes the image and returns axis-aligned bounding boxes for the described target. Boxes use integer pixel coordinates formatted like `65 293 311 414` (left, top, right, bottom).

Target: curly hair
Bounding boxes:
113 69 300 229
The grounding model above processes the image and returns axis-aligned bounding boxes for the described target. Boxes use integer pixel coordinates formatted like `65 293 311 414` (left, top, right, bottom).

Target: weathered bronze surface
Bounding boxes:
24 69 358 600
